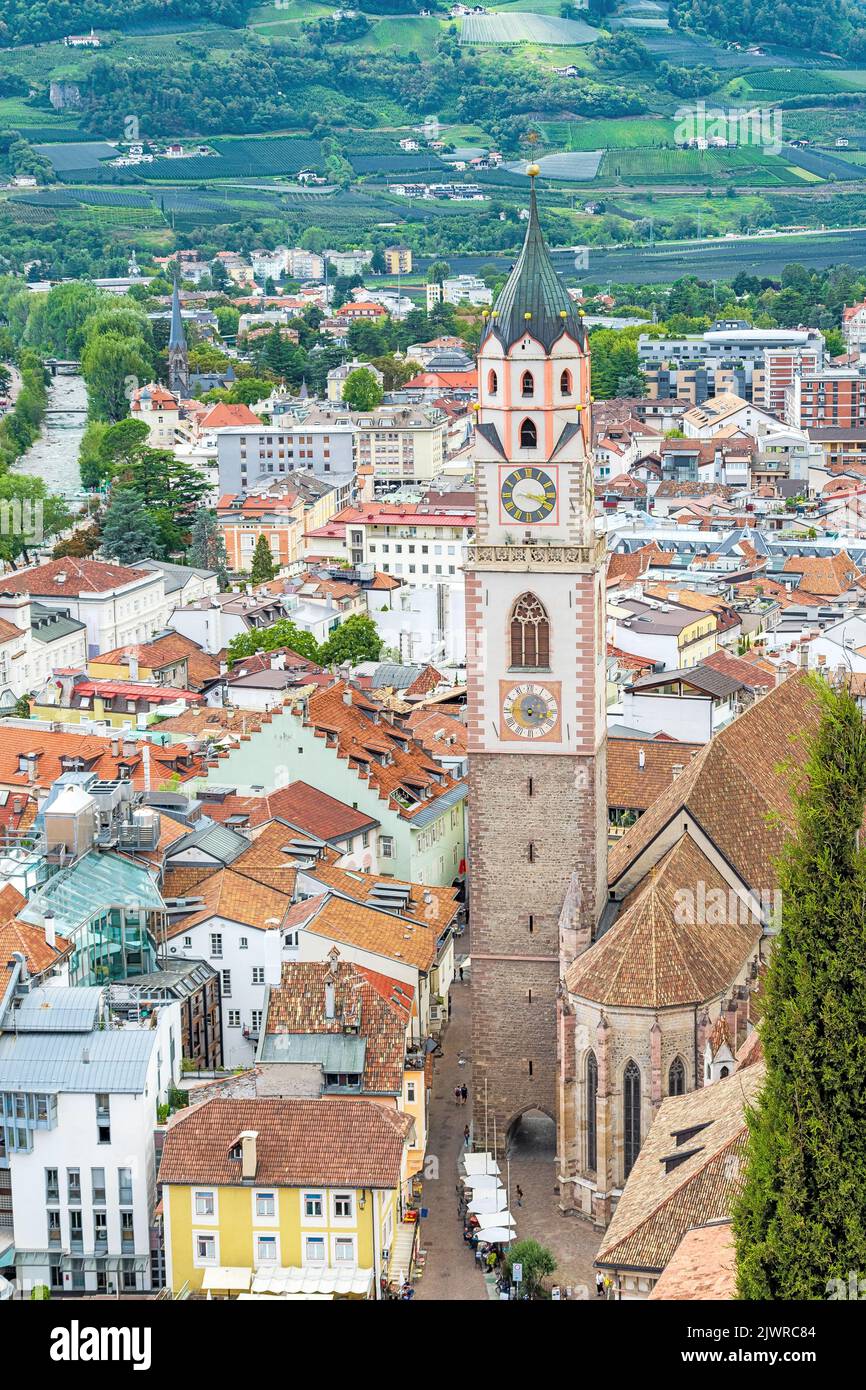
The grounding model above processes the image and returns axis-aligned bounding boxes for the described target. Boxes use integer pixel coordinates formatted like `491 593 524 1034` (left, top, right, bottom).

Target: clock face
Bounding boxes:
500 466 557 525
500 681 560 741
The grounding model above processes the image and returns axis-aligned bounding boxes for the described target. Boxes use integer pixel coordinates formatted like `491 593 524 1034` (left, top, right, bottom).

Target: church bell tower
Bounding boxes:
466 168 608 1146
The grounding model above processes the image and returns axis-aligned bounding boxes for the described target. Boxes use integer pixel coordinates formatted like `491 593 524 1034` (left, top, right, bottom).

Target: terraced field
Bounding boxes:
460 12 600 44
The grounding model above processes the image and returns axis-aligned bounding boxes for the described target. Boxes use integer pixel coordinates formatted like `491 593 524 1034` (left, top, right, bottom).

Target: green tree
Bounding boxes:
503 1239 557 1298
25 281 104 358
227 619 320 665
0 474 71 567
733 678 866 1299
427 260 451 284
250 533 277 583
319 614 384 666
100 487 164 565
81 333 150 423
188 508 229 587
341 367 383 411
78 420 109 491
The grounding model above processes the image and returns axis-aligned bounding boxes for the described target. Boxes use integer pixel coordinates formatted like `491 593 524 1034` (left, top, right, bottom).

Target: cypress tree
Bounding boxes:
733 677 866 1298
250 533 277 584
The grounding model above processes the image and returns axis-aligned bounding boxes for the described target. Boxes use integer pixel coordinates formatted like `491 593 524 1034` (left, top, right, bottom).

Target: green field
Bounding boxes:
358 17 444 53
541 118 675 150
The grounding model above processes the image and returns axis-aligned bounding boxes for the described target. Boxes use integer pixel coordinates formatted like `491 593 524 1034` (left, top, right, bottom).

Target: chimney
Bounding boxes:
239 1131 258 1181
44 910 56 951
325 979 336 1020
111 737 121 757
143 742 151 793
128 653 140 682
671 764 684 781
638 747 646 770
342 687 352 706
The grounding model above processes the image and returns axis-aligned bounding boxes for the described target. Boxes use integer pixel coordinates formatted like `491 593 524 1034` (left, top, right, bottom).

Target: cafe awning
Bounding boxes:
201 1266 252 1293
250 1266 374 1297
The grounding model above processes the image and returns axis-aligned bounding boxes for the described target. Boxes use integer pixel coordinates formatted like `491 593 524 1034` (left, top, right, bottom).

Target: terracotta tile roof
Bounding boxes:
163 867 292 939
0 899 72 995
92 632 222 691
647 1221 736 1300
1 558 151 595
700 650 774 693
264 959 409 1093
0 617 25 643
158 1096 409 1189
567 837 760 1008
303 862 458 934
266 781 378 840
224 821 339 892
0 729 206 791
608 674 821 897
596 1064 765 1273
403 710 467 761
302 893 438 973
200 402 261 428
606 738 702 813
782 549 862 597
302 680 464 821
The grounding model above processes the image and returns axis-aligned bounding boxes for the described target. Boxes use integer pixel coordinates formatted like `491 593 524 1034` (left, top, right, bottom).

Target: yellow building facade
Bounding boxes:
163 1180 399 1296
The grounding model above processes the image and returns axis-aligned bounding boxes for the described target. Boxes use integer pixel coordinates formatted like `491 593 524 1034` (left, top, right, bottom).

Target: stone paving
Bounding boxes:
413 949 604 1302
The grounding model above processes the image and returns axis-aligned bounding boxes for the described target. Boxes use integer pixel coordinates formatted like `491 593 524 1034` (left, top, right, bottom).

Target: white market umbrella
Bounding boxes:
475 1210 515 1231
476 1226 514 1243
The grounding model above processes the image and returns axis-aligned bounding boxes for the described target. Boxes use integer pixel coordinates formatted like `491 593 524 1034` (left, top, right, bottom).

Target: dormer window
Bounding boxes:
519 418 537 449
521 371 534 398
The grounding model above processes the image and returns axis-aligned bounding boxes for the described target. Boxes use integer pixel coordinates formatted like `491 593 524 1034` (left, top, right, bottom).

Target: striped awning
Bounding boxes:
250 1266 373 1297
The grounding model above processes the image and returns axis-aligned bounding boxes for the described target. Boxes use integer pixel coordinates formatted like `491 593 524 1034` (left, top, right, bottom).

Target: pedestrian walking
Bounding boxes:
460 1083 468 1105
459 965 464 982
595 1271 604 1298
463 1124 470 1149
454 1085 461 1106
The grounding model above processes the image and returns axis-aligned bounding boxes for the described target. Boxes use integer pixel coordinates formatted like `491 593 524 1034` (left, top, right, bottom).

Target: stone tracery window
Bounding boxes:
509 592 550 669
586 1049 598 1172
521 370 534 397
488 369 498 396
623 1059 641 1179
560 369 572 395
668 1056 686 1096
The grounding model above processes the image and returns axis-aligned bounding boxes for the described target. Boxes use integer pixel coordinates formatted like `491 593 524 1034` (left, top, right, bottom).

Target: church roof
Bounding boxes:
481 172 587 355
566 836 760 1009
607 673 822 898
169 280 186 351
595 1062 765 1275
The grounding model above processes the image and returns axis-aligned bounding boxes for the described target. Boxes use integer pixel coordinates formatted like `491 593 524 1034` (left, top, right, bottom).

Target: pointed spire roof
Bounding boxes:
299 378 309 401
482 167 586 354
169 277 186 351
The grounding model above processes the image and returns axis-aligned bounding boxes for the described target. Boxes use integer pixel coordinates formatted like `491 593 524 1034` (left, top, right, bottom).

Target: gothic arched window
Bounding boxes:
521 370 534 398
488 369 498 396
586 1050 598 1172
623 1060 641 1179
510 593 550 669
519 417 537 448
668 1056 686 1096
560 369 572 395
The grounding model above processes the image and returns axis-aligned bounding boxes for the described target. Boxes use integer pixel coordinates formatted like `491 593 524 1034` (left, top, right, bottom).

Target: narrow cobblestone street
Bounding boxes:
414 952 603 1301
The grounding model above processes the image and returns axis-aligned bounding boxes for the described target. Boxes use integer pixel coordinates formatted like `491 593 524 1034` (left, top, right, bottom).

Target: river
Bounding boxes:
15 372 87 494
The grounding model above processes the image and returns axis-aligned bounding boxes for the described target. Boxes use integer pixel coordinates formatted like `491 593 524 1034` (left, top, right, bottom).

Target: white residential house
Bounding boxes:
0 559 171 658
0 978 181 1295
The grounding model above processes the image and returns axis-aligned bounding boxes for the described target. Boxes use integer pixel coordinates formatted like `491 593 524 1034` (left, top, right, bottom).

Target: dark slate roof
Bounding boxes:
482 174 587 355
475 421 507 459
628 666 744 698
550 420 582 460
169 280 186 351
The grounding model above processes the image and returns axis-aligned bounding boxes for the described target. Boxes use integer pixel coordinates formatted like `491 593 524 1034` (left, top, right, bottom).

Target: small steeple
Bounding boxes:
167 271 189 399
483 164 586 354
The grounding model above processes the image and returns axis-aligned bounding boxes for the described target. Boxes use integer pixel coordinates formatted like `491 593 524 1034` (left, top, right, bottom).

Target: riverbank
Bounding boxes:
13 372 86 493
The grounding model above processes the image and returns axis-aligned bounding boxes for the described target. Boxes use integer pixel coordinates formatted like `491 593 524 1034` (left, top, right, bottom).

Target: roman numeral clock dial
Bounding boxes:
500 466 557 525
500 681 561 741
